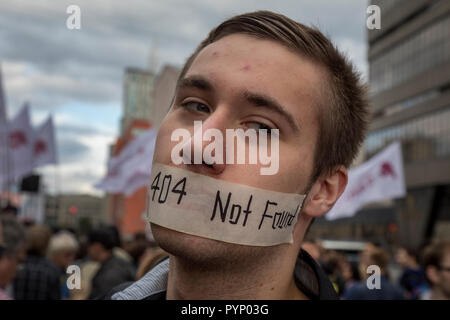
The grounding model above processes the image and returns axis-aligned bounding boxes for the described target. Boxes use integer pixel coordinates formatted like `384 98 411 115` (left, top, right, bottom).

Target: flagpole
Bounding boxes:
0 61 11 206
53 154 61 227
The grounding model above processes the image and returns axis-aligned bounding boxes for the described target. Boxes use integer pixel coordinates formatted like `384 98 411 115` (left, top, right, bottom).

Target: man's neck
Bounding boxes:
165 251 308 300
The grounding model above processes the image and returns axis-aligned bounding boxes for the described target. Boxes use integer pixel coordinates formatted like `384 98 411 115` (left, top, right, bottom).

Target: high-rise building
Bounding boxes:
121 67 155 135
151 65 180 129
108 65 180 237
365 0 450 247
45 194 108 232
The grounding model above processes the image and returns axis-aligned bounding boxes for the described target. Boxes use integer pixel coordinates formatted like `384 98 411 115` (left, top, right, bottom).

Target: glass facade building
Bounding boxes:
122 68 155 134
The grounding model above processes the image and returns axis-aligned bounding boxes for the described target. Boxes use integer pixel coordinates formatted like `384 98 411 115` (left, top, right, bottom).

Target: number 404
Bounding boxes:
150 172 187 205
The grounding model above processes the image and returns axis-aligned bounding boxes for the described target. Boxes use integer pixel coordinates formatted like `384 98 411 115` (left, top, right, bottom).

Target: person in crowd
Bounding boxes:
123 232 152 271
47 231 79 299
321 250 346 296
396 246 428 299
0 203 18 217
13 224 61 299
301 240 322 262
421 240 450 300
108 226 133 264
343 247 404 300
340 259 361 293
87 227 135 299
69 235 99 300
136 246 169 280
358 242 378 280
0 216 26 300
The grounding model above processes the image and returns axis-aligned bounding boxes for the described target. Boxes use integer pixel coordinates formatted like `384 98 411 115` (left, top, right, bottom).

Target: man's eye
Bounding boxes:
246 122 273 133
180 101 210 113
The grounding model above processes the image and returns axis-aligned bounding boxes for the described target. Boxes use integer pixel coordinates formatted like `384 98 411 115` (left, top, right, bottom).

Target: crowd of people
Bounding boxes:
302 239 450 300
1 205 449 300
0 207 169 300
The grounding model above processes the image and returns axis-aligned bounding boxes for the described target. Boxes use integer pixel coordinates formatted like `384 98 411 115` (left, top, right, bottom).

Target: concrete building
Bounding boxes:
309 0 450 248
107 65 180 237
366 0 450 248
45 194 108 233
151 65 181 129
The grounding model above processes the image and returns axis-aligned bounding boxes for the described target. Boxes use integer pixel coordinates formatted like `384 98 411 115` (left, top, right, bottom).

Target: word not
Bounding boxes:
171 121 279 175
225 304 269 315
210 191 253 227
66 265 81 290
366 264 381 290
180 304 215 318
366 5 381 30
66 5 81 30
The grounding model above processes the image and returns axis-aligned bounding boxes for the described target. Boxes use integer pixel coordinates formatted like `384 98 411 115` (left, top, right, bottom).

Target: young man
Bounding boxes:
396 246 428 299
112 10 368 300
14 224 61 300
87 227 135 299
343 247 405 300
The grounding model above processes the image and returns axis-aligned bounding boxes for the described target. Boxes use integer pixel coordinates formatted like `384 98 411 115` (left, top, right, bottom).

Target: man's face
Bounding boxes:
395 248 409 267
0 242 25 287
87 243 102 262
52 250 76 269
151 34 325 263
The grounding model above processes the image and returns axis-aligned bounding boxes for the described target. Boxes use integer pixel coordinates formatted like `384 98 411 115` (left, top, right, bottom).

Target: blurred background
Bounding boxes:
0 0 449 300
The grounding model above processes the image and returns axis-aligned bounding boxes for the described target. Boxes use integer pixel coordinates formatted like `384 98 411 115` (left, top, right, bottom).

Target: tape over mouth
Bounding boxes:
147 163 306 246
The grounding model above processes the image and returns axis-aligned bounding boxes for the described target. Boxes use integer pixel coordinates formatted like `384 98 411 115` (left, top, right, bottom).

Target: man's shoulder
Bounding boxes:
106 256 169 300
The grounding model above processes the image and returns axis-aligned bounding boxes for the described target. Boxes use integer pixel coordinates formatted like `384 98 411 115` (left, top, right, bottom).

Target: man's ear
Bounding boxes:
301 165 348 218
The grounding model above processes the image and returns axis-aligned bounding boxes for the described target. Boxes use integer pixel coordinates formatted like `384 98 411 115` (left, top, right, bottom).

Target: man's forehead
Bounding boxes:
184 34 324 124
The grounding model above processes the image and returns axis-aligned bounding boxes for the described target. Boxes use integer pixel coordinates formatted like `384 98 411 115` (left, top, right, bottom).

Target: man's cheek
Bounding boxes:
153 131 172 163
153 122 185 164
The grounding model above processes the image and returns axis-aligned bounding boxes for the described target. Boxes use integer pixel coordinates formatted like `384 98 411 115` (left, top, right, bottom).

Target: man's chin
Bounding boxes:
150 223 267 268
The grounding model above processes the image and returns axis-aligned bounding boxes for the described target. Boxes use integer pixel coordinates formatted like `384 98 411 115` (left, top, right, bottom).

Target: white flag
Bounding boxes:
0 64 8 190
95 128 156 194
32 116 57 168
326 142 406 220
2 104 34 183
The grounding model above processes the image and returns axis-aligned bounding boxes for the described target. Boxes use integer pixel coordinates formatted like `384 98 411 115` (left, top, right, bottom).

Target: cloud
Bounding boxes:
58 138 90 163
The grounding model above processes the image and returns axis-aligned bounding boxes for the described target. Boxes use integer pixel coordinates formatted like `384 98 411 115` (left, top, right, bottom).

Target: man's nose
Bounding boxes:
180 114 229 175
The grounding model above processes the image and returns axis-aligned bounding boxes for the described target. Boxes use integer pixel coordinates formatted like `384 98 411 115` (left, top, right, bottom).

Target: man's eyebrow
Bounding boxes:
177 75 214 92
243 91 300 133
176 75 300 133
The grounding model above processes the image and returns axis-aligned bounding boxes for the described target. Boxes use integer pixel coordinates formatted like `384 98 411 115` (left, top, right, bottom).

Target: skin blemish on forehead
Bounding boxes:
240 64 251 71
212 51 219 57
